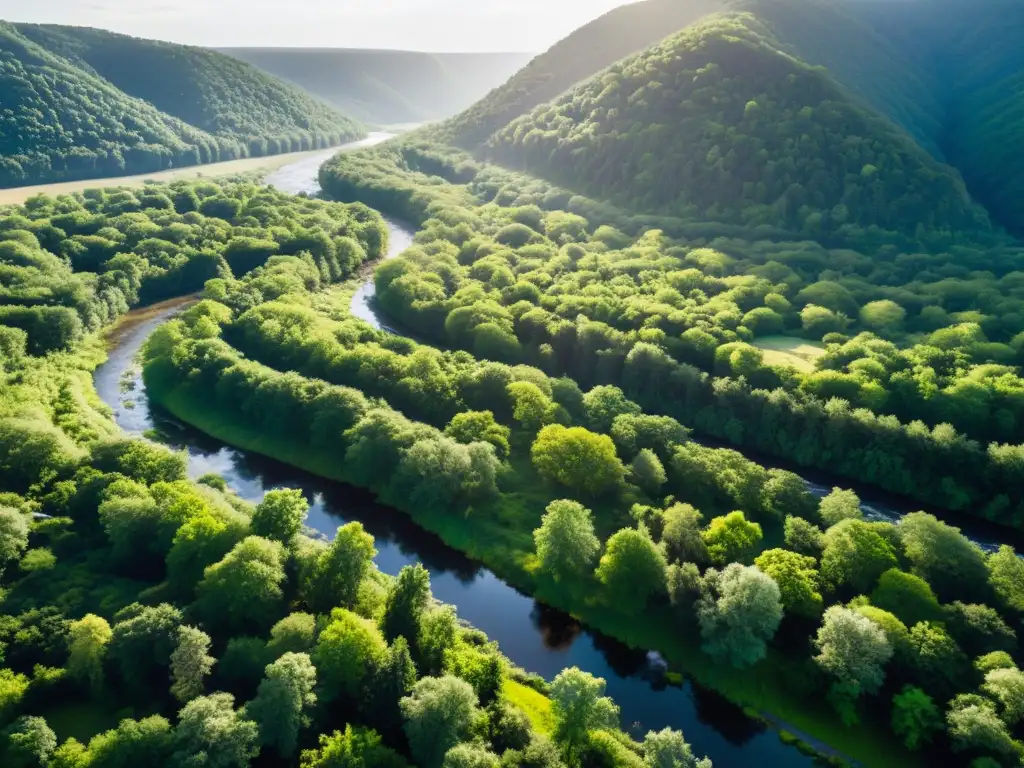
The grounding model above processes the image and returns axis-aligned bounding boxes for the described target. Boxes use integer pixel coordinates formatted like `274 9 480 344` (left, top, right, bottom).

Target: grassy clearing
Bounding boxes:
0 150 327 206
147 374 919 768
754 335 826 372
503 679 554 736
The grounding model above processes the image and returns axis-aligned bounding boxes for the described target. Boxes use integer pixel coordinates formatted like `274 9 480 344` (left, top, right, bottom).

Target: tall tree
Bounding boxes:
66 614 112 693
194 537 286 634
814 606 893 722
696 564 782 668
549 668 619 763
170 625 216 703
642 727 710 768
533 500 600 583
381 564 431 648
306 523 376 613
171 693 259 768
400 676 481 768
251 488 308 544
594 527 666 610
247 652 318 758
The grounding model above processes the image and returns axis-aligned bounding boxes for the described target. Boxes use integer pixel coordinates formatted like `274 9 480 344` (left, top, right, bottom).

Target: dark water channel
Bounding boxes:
92 146 826 767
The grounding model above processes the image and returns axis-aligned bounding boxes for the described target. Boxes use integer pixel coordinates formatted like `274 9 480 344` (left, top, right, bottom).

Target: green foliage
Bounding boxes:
2 716 56 768
533 500 600 583
486 13 992 244
814 606 893 701
250 488 308 545
381 565 431 649
442 744 500 768
305 523 376 614
754 549 822 618
697 564 782 669
891 686 942 752
438 0 727 148
312 609 386 704
0 23 362 189
869 570 942 627
783 517 824 557
531 426 625 496
817 489 862 528
400 676 481 768
86 715 173 767
169 626 215 703
988 546 1024 612
819 520 897 594
701 512 762 566
248 652 318 758
194 536 286 635
300 725 409 768
171 693 259 768
0 507 30 569
642 726 709 768
595 527 667 610
549 668 619 762
66 614 111 693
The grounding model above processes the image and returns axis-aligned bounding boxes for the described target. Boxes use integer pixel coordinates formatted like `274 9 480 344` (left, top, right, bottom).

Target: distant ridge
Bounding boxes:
221 47 533 125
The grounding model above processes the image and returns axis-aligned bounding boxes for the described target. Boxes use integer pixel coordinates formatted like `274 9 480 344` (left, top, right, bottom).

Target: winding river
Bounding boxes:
91 142 1020 767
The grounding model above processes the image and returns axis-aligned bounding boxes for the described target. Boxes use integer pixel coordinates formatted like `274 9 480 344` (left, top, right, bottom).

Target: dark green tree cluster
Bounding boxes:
0 23 362 189
485 13 992 246
149 230 1024 765
0 218 702 766
0 179 385 355
433 0 722 149
318 145 1024 527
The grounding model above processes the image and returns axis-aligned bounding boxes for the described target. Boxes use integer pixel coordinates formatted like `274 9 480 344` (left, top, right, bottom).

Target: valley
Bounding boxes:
1 2 1023 767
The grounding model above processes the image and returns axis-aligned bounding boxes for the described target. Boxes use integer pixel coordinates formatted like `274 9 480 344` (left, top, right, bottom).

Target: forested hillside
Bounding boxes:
223 48 532 125
437 0 724 148
14 24 362 147
0 24 223 187
484 12 992 246
849 0 1024 238
0 23 362 189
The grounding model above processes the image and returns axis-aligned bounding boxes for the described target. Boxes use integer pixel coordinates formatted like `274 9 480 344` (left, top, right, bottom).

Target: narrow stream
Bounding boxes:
92 147 823 768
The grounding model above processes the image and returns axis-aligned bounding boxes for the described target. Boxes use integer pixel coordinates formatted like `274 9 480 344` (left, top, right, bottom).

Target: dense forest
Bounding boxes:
222 48 532 126
435 0 724 149
123 157 1024 766
0 23 363 189
483 12 992 246
3 0 1024 766
437 0 1024 240
319 142 1024 530
0 179 700 768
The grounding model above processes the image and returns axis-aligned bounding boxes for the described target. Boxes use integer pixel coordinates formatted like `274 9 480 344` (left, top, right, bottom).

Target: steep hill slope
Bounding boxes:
13 23 362 147
0 23 219 187
485 12 992 244
437 0 724 148
221 48 532 125
850 0 1024 237
740 0 948 160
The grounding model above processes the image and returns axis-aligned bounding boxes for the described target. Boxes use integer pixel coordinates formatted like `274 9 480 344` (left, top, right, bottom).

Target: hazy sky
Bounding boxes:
0 0 637 52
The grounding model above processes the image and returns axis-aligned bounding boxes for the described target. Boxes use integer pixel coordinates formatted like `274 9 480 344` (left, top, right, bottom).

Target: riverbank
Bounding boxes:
0 133 396 206
143 364 913 768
